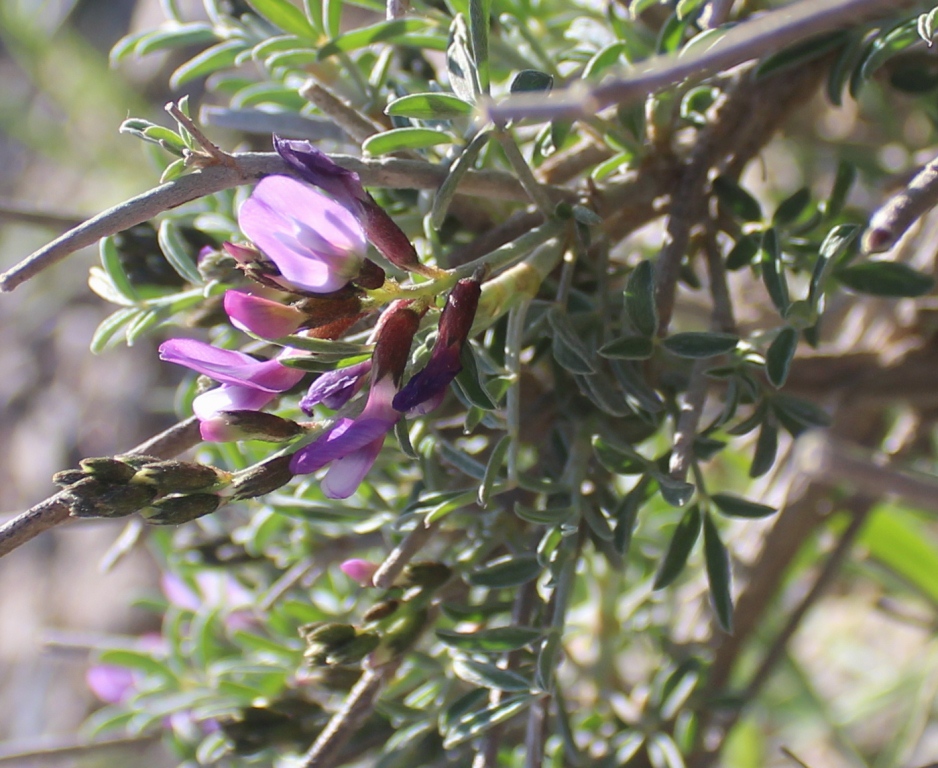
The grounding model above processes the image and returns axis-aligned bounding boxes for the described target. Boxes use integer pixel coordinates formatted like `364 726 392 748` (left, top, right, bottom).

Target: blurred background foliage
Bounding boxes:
5 1 938 768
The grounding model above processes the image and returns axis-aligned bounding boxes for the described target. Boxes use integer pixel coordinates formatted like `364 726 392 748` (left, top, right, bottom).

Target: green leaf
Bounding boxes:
447 14 480 103
385 92 474 120
661 332 738 358
468 554 542 588
771 393 830 435
246 0 320 38
90 307 138 353
655 473 696 508
468 0 491 92
610 360 665 414
454 343 498 410
318 19 430 58
599 334 655 360
703 511 733 632
626 260 658 337
99 236 138 302
431 130 490 229
676 0 706 20
653 504 702 589
756 30 850 79
773 187 812 227
98 649 175 679
452 658 533 692
363 128 455 155
548 307 596 374
323 0 342 38
394 417 419 460
126 309 162 345
860 21 920 80
157 220 203 284
710 493 775 519
135 22 218 55
160 157 187 183
725 234 760 271
477 434 510 508
861 506 938 604
712 176 762 222
514 502 574 525
169 39 247 89
835 261 934 297
749 420 778 479
442 694 532 749
760 227 789 315
614 476 652 555
811 223 859 305
436 626 542 653
824 161 856 220
575 370 632 417
584 41 629 79
510 69 553 93
766 326 798 388
592 435 647 475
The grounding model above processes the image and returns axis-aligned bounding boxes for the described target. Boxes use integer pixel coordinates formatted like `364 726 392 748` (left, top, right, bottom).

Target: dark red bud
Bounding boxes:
371 300 426 385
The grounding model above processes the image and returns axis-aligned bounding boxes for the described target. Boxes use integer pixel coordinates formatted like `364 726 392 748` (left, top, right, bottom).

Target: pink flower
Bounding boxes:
158 339 304 442
239 174 366 293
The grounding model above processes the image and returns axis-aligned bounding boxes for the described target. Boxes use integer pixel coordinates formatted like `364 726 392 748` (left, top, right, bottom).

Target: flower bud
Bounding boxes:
371 300 425 385
324 632 380 666
339 558 379 587
64 478 159 519
79 457 137 484
397 561 453 589
200 410 305 443
141 493 221 525
133 460 229 493
351 259 386 290
229 455 295 500
53 468 87 487
362 599 399 623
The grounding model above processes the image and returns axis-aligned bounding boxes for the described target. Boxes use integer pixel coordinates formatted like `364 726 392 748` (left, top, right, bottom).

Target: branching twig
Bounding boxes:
372 519 439 589
494 128 555 217
301 663 398 768
0 153 573 293
0 199 85 231
863 155 938 253
300 81 386 144
668 360 710 482
485 0 912 122
166 101 237 170
0 417 200 559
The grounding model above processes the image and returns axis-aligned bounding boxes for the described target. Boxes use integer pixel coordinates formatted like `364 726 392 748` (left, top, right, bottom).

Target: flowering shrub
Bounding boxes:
5 0 938 767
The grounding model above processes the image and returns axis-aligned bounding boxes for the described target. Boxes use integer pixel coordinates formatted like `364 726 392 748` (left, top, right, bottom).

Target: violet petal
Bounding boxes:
160 339 303 392
224 290 306 338
321 436 385 499
240 176 365 293
300 359 373 413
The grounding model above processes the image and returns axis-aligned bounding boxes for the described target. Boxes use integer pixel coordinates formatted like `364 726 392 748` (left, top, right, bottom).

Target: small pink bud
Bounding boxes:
340 559 379 587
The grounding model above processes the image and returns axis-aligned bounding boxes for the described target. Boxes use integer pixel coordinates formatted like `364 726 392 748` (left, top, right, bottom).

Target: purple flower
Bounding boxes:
393 276 482 414
239 174 366 293
300 359 373 414
224 289 306 338
289 301 424 498
159 339 304 442
274 136 429 275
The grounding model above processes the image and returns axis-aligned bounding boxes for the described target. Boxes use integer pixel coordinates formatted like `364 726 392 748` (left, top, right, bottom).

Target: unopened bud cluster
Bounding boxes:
54 455 231 525
300 560 452 670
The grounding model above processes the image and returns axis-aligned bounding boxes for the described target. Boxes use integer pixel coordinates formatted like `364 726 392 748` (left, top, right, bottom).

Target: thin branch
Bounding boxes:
0 199 85 231
1 152 570 293
702 0 736 28
0 734 159 764
302 663 398 768
485 0 912 122
300 81 386 144
668 360 710 482
165 101 237 170
0 417 200 559
796 434 938 515
863 154 938 253
691 503 870 768
372 520 438 590
495 128 555 217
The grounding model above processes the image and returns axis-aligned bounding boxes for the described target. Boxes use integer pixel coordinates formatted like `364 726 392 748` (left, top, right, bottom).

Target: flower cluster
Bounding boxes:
159 139 480 500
